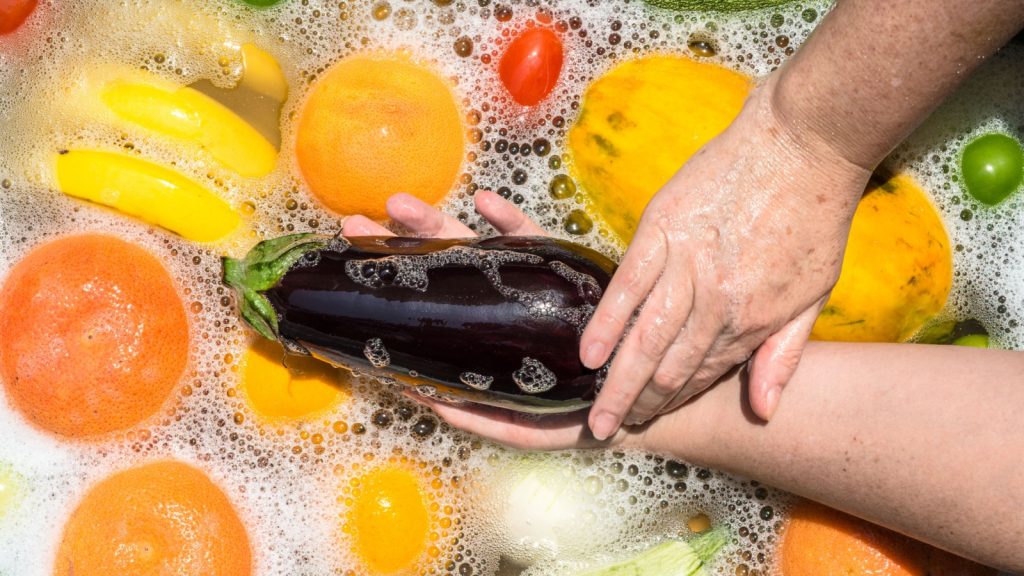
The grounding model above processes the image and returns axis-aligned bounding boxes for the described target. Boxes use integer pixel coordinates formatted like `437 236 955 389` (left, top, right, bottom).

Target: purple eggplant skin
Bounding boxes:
223 234 617 414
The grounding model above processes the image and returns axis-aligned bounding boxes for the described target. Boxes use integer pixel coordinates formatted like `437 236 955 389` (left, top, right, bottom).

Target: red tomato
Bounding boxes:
498 27 564 107
0 0 38 35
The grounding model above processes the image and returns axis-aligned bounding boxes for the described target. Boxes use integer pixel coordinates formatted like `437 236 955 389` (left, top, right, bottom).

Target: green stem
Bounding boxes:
222 233 333 340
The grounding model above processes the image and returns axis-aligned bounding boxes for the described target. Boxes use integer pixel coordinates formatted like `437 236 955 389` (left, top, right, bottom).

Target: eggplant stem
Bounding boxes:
222 233 333 341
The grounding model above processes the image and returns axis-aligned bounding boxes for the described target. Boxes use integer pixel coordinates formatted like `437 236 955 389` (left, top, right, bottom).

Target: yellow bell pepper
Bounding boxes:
102 79 277 177
239 43 288 102
55 150 241 242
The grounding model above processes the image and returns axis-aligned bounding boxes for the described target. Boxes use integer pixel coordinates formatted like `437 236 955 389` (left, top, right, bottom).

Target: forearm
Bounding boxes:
773 0 1024 170
640 342 1024 571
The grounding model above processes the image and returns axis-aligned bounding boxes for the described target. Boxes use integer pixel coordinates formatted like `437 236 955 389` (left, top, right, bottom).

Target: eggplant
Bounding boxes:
223 233 617 414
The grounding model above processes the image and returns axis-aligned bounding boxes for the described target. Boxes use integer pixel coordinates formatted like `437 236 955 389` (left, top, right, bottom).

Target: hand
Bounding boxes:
579 79 872 440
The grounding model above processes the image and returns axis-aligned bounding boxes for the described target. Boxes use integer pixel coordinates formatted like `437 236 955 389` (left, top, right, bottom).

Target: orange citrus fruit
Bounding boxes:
781 501 995 576
242 338 350 420
0 234 188 439
54 460 251 576
345 462 436 574
295 53 464 219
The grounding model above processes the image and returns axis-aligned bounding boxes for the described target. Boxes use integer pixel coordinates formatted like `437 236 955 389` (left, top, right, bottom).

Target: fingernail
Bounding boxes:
762 385 781 421
591 412 618 441
583 342 607 369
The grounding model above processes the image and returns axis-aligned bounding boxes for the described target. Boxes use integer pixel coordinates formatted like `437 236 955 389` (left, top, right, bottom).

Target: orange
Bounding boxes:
242 338 350 420
0 234 189 439
344 462 436 574
781 501 995 576
295 53 464 219
54 460 252 576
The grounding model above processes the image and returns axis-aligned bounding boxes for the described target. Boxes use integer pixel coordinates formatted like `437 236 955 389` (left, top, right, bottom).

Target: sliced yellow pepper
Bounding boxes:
240 43 289 102
102 79 277 177
55 150 241 242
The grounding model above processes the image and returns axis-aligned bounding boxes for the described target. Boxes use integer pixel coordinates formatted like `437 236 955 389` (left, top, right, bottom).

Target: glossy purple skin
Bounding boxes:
265 236 615 413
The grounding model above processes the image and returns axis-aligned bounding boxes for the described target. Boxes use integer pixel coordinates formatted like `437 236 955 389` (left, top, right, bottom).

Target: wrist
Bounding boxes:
763 68 879 175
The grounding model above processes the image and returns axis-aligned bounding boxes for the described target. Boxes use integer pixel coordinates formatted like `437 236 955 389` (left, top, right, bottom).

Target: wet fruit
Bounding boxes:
54 461 252 576
567 55 751 242
295 54 464 219
812 174 952 343
781 501 994 576
242 338 350 420
346 463 435 574
498 27 564 106
961 133 1023 206
0 235 188 438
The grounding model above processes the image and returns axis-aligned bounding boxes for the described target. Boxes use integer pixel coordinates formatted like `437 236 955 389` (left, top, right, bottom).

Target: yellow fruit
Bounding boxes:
812 173 953 342
239 43 288 102
242 338 350 420
102 77 278 177
55 150 241 242
346 463 435 574
567 55 751 242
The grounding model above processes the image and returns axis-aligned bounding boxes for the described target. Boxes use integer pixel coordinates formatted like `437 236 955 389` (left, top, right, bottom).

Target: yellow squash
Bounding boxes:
55 150 241 242
811 173 953 342
567 55 752 242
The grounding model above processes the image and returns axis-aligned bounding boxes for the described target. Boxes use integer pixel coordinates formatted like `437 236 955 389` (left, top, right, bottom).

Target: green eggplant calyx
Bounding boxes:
222 233 334 341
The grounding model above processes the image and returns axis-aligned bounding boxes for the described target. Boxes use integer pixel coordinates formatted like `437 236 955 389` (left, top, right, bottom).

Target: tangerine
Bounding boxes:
54 460 251 576
295 54 464 220
0 234 188 438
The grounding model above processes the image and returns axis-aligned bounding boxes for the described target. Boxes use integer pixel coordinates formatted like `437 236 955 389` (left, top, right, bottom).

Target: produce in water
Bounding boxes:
223 234 615 413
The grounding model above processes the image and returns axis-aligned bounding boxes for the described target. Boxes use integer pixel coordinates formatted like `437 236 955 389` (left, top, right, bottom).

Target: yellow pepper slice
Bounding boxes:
102 79 277 177
55 150 241 242
240 43 289 102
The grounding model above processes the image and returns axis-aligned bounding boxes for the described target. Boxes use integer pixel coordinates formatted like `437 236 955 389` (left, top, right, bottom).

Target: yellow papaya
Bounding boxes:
811 173 953 343
567 55 752 242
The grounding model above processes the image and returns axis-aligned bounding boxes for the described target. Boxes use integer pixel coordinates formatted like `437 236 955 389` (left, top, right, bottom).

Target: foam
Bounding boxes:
2 1 1018 575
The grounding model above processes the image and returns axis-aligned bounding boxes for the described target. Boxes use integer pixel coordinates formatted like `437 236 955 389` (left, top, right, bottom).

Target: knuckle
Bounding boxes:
636 322 676 358
650 370 683 396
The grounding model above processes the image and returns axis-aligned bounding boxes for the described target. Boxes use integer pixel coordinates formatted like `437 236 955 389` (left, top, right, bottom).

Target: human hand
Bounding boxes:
579 79 873 440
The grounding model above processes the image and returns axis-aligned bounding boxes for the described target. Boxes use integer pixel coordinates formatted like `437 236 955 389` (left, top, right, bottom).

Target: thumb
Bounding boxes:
747 302 821 421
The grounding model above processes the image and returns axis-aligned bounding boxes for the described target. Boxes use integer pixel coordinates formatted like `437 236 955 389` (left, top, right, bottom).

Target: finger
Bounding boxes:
625 306 720 425
747 302 821 421
386 193 476 238
474 190 548 236
342 215 394 237
580 225 668 369
588 267 692 440
403 391 598 451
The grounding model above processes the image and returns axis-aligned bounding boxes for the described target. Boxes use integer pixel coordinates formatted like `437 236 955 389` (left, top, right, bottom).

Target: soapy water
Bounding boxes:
0 0 1021 575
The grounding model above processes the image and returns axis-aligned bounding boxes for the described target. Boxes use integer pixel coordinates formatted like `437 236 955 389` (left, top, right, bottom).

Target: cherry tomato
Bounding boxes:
498 27 564 107
0 0 38 35
961 132 1024 206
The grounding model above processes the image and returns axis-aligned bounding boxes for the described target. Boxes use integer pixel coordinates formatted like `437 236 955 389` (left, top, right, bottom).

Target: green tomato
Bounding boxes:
961 133 1024 206
952 334 989 348
239 0 284 7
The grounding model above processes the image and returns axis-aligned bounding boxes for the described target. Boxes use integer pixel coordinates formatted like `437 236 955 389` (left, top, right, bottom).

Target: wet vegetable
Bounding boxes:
499 27 564 106
577 526 728 576
223 234 616 413
961 133 1023 206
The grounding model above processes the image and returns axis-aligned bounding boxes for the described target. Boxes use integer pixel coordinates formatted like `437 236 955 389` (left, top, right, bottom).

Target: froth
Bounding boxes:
3 1 1018 576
